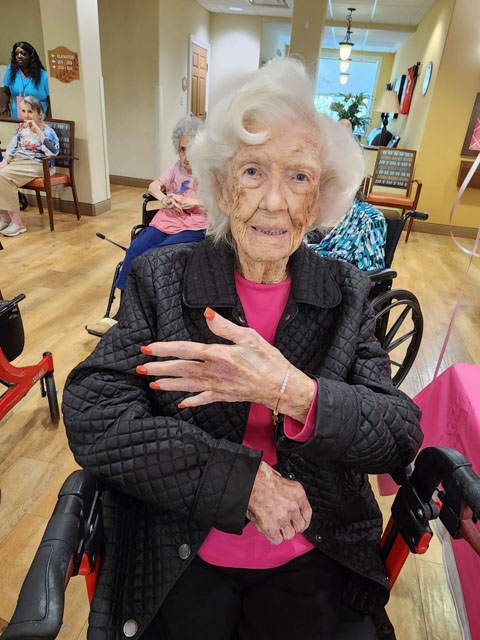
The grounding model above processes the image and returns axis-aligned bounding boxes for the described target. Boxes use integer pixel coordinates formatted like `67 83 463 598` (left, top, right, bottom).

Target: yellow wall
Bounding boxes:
388 0 454 152
209 14 261 107
98 0 159 179
159 0 210 171
414 0 480 227
0 0 44 65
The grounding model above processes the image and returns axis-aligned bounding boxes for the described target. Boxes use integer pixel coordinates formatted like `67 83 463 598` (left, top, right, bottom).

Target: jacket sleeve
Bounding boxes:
62 256 261 535
277 297 423 478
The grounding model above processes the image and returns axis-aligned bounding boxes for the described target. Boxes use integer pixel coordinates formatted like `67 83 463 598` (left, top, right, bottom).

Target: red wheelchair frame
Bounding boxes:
0 294 60 423
3 446 480 639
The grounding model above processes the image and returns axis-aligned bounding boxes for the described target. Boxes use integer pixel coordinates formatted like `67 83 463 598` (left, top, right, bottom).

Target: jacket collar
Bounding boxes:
183 237 341 309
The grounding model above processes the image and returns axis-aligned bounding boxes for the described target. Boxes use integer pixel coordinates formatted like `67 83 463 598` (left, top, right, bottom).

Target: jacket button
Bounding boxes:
123 619 138 637
286 472 295 480
315 534 322 543
178 543 191 560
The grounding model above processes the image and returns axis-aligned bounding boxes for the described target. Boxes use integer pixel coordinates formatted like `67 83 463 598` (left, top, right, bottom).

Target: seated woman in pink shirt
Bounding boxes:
114 114 207 291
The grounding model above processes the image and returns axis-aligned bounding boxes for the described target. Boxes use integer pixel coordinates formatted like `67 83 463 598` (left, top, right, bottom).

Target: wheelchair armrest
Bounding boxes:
368 268 397 282
3 469 101 640
142 192 155 201
402 210 428 222
0 294 25 318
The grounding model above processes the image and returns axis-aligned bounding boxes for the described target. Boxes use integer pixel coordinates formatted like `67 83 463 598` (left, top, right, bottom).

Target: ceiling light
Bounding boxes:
229 6 243 10
339 59 351 73
340 73 349 85
339 8 355 61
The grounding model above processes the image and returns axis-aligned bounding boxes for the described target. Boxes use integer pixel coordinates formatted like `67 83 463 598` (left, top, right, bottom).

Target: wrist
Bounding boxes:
278 368 316 424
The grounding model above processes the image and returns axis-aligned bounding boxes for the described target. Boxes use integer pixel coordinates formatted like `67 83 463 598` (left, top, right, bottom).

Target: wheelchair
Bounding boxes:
87 193 206 336
309 209 428 387
0 294 60 423
3 445 480 640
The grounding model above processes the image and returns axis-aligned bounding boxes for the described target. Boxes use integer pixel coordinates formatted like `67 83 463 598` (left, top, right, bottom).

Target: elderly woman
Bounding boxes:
0 96 59 236
63 59 422 640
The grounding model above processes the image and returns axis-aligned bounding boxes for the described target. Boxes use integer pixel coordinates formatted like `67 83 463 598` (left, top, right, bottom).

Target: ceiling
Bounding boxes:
194 0 439 52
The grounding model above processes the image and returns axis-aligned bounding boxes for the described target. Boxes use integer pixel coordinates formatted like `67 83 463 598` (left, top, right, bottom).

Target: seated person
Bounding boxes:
64 59 422 640
0 96 59 237
87 114 207 335
309 191 387 272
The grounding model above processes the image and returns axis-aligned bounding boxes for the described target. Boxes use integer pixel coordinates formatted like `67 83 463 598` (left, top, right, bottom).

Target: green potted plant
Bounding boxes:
330 91 371 133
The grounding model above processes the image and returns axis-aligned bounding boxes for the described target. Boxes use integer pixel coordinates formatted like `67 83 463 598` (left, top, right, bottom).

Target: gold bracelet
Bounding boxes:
272 363 291 427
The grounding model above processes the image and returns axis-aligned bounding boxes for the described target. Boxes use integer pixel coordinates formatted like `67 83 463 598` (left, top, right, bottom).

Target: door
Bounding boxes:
190 43 208 120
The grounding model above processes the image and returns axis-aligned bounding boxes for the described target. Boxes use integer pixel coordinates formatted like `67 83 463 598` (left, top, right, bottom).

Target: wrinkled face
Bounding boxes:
178 135 192 174
15 47 30 69
218 123 322 268
20 102 42 126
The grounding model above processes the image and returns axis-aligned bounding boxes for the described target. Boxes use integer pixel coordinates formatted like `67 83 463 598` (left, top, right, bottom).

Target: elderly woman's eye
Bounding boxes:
245 167 258 177
295 173 308 182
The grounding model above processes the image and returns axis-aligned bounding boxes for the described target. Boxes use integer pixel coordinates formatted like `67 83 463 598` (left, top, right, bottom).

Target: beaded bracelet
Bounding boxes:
272 363 291 427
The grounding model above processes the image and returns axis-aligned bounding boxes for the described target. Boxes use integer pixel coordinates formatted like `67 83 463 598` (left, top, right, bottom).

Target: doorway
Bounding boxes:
189 38 210 120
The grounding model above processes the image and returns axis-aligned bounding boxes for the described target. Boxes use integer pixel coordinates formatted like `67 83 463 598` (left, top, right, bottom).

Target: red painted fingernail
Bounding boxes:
204 307 215 321
136 365 148 375
149 381 161 389
178 403 187 409
140 345 152 355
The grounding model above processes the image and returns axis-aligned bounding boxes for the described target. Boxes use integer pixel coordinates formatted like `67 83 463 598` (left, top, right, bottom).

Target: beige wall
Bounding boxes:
260 22 288 66
159 0 210 171
0 0 44 65
414 0 480 227
388 0 454 151
98 0 159 180
39 0 109 207
209 14 261 108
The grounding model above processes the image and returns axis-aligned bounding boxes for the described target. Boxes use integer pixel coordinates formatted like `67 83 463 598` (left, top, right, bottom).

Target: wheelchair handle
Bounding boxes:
0 294 26 318
3 470 99 640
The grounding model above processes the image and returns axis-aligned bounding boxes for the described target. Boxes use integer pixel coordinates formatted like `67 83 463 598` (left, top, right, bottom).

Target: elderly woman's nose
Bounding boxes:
261 178 287 212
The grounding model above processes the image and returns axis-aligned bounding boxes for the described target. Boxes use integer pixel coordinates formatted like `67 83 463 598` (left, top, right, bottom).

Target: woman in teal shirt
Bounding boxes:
1 41 51 119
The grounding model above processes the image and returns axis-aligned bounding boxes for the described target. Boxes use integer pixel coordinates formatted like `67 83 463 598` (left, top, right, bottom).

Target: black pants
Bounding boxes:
143 550 378 640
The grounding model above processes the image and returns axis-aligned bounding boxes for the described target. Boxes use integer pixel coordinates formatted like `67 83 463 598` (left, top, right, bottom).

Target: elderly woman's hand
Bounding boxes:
247 461 312 545
138 308 316 423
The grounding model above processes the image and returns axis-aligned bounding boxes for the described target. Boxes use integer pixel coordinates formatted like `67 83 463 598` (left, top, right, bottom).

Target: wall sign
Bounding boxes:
48 46 80 83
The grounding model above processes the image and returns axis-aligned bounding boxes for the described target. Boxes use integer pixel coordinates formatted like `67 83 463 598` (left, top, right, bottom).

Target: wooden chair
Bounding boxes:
363 147 422 243
22 119 80 232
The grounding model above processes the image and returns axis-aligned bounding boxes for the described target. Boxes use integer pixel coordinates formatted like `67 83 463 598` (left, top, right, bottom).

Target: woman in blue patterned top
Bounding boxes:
0 96 59 237
310 195 387 272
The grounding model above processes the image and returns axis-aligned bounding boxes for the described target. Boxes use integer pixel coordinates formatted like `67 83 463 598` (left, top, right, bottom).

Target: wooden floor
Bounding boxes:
0 185 479 639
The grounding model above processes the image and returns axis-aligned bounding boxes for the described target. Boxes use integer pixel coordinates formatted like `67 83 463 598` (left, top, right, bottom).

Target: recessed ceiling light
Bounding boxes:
229 6 243 10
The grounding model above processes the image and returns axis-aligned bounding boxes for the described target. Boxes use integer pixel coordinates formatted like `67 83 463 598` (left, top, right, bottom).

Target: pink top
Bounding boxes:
197 272 317 569
149 160 209 234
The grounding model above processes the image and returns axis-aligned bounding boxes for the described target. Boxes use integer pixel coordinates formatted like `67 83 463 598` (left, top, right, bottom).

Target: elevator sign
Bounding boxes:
48 46 80 83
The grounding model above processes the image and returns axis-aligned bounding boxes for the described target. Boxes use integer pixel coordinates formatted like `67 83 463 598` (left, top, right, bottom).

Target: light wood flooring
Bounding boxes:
0 185 479 639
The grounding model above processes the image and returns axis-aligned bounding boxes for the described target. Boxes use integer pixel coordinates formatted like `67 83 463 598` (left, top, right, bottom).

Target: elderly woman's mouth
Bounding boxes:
251 226 287 236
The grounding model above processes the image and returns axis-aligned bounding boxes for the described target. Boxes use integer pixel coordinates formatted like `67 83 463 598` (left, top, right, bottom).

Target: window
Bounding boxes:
315 56 379 135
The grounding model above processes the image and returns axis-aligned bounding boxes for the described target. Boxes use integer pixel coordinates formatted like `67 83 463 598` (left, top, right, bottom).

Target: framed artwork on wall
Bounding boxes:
392 75 406 119
400 63 420 115
461 93 480 157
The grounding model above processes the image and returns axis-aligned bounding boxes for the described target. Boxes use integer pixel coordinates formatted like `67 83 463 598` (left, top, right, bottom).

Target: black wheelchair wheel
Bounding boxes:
18 192 28 211
45 374 60 423
371 288 423 387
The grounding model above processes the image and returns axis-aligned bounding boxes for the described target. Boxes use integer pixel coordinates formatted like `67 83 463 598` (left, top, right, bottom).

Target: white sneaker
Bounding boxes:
0 220 11 232
1 222 27 237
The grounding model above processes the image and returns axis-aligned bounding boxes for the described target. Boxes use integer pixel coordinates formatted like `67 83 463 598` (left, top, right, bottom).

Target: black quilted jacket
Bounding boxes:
63 238 422 640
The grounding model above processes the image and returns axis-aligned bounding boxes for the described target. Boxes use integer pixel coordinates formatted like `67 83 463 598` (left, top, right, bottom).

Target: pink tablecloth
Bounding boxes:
379 363 480 639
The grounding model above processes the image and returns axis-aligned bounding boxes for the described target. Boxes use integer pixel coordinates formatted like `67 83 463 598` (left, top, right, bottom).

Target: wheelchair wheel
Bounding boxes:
18 192 28 211
43 373 60 423
372 288 423 387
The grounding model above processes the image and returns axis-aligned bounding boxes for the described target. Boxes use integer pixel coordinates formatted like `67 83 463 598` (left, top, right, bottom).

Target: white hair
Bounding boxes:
171 115 204 151
188 58 366 242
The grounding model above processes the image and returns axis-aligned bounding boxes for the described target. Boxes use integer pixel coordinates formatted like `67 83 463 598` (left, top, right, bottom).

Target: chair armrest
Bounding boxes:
369 268 397 282
410 179 423 208
363 174 372 196
55 154 78 161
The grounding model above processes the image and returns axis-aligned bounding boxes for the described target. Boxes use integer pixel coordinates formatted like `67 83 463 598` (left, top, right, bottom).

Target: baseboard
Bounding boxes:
23 193 111 216
410 220 479 239
110 174 151 188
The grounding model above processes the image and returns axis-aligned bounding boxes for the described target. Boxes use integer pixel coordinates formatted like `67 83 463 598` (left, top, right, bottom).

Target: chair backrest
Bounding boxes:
44 119 75 168
372 147 416 191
